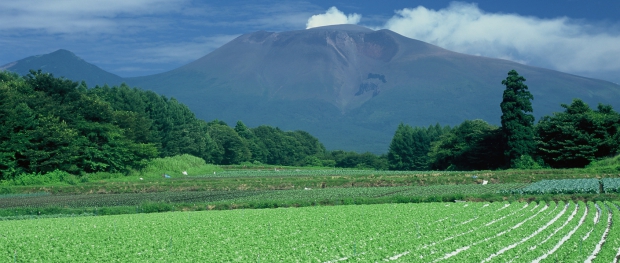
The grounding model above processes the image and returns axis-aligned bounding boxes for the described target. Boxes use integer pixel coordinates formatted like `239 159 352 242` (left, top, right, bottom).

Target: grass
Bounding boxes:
1 167 618 196
586 154 620 173
136 154 223 179
1 154 224 187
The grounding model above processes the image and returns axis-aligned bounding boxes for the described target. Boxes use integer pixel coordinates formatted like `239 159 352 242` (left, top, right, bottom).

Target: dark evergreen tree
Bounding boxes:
387 123 415 170
500 70 535 167
234 121 254 140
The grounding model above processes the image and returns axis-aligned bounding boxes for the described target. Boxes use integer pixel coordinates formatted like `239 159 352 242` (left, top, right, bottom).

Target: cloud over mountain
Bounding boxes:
306 7 361 29
382 2 620 76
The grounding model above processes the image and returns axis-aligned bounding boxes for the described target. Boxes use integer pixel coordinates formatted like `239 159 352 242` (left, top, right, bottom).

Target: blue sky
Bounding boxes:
1 0 619 83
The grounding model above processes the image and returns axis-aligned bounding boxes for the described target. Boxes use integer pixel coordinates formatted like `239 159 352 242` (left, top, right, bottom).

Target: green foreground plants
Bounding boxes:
2 201 619 261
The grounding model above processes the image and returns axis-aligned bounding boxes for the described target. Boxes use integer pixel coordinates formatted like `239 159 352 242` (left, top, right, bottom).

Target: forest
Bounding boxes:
0 70 619 180
388 70 620 171
0 70 344 179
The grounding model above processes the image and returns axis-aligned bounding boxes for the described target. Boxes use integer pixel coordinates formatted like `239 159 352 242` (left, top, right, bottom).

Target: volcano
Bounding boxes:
126 24 620 152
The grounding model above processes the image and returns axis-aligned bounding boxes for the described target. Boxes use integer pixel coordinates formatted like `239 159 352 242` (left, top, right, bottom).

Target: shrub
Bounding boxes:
513 155 544 170
137 154 222 178
8 170 76 186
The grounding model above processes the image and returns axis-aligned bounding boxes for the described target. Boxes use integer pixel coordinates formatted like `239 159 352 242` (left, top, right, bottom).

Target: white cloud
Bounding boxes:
306 7 361 29
382 2 620 74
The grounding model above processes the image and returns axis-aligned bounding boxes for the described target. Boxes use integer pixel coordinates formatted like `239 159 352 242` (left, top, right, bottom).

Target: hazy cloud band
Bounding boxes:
383 2 620 74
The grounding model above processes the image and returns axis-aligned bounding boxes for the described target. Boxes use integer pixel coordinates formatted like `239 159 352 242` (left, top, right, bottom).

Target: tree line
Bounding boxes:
388 70 620 170
2 69 616 178
0 71 388 179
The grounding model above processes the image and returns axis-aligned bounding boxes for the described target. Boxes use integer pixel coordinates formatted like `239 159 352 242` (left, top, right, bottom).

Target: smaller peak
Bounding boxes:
306 24 373 32
51 49 76 55
48 49 83 61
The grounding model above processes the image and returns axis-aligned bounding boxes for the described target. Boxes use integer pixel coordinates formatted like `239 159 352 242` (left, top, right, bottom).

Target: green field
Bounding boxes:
2 201 619 262
1 168 620 217
2 167 620 261
0 184 526 210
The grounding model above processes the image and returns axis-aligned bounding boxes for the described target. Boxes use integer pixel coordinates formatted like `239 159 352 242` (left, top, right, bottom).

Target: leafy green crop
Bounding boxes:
601 178 620 193
503 179 601 194
1 201 618 261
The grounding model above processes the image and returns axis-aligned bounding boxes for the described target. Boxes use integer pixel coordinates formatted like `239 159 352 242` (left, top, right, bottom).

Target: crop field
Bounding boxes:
603 178 620 193
2 201 619 262
197 169 460 178
0 184 526 210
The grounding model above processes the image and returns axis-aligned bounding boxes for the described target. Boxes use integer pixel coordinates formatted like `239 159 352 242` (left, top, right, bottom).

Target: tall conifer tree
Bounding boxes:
500 70 535 167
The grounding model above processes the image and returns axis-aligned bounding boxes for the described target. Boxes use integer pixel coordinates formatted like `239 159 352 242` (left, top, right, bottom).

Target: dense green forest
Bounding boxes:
388 70 620 171
0 70 388 179
1 70 618 180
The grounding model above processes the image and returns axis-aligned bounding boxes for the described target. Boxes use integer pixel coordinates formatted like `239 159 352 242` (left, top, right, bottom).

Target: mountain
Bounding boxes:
126 24 620 153
4 25 620 153
0 49 124 87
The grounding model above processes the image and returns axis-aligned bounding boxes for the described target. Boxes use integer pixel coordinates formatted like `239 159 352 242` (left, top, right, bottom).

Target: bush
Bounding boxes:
513 155 545 170
0 186 14 194
6 170 77 186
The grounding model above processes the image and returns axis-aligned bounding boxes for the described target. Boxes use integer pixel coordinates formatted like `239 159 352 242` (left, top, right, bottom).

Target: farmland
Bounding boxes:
1 168 620 217
2 167 620 261
1 168 611 195
0 183 526 210
2 201 619 262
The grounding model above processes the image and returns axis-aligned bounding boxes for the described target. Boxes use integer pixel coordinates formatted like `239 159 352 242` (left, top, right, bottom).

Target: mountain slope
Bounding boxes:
0 49 124 87
127 25 620 153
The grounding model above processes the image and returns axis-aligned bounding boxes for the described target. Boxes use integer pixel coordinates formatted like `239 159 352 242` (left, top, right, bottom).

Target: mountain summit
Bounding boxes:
127 25 620 152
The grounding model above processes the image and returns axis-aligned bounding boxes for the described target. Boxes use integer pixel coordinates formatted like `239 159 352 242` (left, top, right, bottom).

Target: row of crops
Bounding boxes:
504 178 620 194
602 178 620 193
0 178 617 211
0 184 526 209
2 201 619 261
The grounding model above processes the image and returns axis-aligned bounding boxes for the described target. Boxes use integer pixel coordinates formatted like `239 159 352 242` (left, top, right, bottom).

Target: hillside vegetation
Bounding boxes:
1 69 620 182
388 71 620 171
0 71 337 179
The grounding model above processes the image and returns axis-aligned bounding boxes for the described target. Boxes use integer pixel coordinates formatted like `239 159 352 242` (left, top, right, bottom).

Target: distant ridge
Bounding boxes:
1 49 124 87
4 25 620 153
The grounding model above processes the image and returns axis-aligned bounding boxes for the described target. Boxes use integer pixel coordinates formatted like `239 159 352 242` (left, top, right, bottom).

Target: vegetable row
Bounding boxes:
1 201 618 261
0 184 525 209
503 178 620 194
